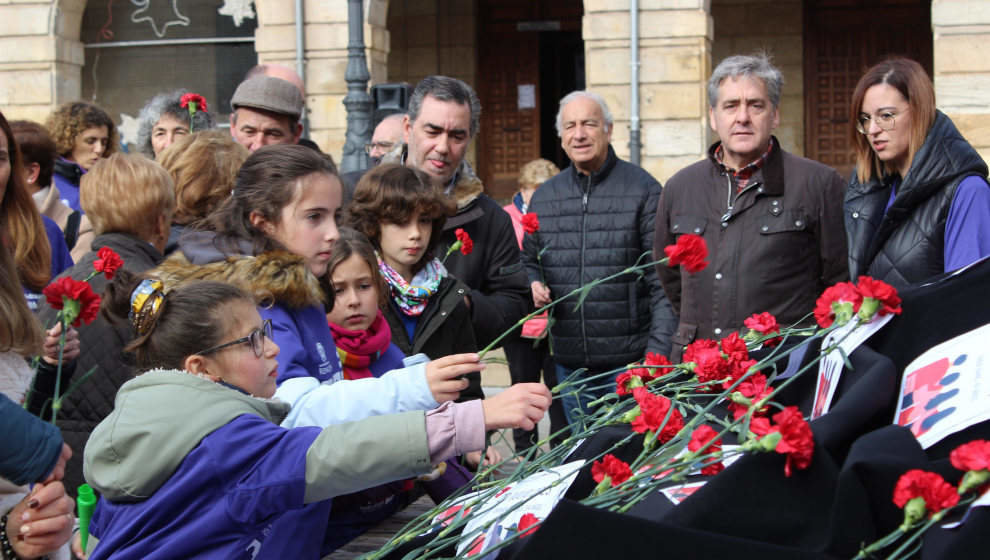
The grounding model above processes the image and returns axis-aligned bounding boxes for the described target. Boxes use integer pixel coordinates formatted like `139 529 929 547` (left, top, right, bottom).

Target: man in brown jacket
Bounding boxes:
654 54 848 360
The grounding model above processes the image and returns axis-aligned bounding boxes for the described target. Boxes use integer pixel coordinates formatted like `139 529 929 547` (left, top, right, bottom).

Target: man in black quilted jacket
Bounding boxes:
522 91 675 432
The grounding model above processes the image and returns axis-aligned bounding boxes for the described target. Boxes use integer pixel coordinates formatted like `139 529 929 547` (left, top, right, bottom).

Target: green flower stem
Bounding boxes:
49 314 68 424
477 255 668 360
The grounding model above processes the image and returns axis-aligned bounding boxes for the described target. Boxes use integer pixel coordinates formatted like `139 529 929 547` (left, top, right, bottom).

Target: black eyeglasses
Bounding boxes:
197 319 273 358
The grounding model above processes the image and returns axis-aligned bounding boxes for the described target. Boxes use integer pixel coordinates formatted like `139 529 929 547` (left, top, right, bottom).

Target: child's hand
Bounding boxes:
42 323 80 364
426 353 485 403
71 530 89 559
481 383 550 431
6 481 75 560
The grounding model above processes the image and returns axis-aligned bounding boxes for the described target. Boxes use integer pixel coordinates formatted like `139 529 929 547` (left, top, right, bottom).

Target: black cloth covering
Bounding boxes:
499 257 990 559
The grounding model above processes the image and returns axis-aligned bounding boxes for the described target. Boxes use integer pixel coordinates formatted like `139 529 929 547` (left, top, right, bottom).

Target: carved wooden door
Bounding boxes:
804 0 932 178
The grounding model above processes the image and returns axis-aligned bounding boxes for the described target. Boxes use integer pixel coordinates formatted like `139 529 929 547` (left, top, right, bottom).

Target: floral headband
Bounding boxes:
129 278 165 335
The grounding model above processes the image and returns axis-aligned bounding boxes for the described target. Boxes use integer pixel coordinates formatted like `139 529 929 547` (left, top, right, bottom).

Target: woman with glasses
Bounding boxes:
845 58 990 287
35 153 175 497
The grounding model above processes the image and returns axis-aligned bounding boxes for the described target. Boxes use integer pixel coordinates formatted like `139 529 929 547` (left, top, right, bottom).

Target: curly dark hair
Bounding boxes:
344 163 454 274
45 101 119 159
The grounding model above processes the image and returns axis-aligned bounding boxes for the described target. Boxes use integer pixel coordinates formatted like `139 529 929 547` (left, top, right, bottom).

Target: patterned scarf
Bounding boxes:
378 256 447 316
329 310 393 380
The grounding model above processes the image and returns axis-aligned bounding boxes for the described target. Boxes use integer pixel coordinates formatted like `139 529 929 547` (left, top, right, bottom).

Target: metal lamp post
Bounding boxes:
341 0 372 173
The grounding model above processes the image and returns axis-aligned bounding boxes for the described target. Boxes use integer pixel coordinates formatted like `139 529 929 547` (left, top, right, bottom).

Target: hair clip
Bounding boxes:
129 278 165 335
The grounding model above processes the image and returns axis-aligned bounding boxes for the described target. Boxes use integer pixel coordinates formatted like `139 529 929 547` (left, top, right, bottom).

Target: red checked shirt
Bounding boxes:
714 141 774 192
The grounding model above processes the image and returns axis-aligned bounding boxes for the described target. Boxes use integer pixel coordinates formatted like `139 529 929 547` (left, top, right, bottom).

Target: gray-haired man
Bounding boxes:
654 53 848 360
522 90 676 431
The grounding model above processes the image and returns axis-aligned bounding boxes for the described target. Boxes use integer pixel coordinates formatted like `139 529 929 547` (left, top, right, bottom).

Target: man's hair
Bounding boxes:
81 153 176 239
554 91 614 136
707 53 784 108
407 76 481 137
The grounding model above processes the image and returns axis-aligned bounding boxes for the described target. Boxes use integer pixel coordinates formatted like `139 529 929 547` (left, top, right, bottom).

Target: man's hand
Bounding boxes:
6 481 74 559
531 281 551 308
425 353 485 403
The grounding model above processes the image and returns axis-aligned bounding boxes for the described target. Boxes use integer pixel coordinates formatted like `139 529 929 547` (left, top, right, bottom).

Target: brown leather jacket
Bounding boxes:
654 138 848 359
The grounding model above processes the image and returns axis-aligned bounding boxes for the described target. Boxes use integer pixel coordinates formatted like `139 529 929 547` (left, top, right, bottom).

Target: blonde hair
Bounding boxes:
156 130 248 225
0 241 43 356
518 158 560 190
850 58 936 183
81 153 176 239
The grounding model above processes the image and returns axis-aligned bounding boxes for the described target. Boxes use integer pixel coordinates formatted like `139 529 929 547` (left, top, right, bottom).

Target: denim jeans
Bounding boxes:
556 364 614 435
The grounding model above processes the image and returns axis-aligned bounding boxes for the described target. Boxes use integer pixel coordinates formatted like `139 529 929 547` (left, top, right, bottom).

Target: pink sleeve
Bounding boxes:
424 400 485 463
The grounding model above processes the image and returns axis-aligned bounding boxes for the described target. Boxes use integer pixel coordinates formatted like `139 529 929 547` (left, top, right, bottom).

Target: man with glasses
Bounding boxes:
654 53 848 360
365 113 405 164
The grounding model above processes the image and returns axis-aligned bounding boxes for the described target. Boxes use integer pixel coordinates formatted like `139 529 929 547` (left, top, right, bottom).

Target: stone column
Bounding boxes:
0 0 86 122
932 0 990 163
583 0 713 184
255 0 390 161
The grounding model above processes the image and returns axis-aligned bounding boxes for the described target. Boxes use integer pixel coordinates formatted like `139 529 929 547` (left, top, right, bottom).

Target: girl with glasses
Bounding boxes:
846 58 990 287
79 271 548 559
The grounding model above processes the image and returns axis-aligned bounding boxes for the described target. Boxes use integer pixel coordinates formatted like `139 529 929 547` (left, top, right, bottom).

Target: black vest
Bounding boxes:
845 111 988 288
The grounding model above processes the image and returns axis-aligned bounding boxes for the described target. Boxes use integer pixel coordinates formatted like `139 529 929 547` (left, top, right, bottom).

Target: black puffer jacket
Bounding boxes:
845 111 988 287
522 146 675 371
35 233 164 496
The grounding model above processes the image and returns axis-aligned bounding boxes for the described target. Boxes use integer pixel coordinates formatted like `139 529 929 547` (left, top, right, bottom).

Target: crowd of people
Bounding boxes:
1 52 988 559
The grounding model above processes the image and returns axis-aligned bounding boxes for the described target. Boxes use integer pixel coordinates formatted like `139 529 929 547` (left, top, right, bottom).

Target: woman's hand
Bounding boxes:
5 481 74 559
425 353 485 403
42 323 80 365
481 383 550 432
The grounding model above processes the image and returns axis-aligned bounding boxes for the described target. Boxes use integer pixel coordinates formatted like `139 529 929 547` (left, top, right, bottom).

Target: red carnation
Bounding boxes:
517 513 540 537
688 425 725 475
455 228 474 255
950 440 990 472
615 370 643 396
749 416 772 436
682 339 718 365
693 347 730 388
720 332 749 362
856 276 902 321
521 213 540 235
663 233 708 273
180 92 208 112
42 277 101 327
723 358 758 389
618 352 674 394
743 311 782 348
893 469 960 514
814 282 863 328
93 246 123 279
727 371 773 419
591 453 633 487
631 387 684 443
768 406 814 477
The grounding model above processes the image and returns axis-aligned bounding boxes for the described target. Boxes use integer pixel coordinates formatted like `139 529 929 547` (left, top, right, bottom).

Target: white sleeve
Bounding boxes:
277 359 439 428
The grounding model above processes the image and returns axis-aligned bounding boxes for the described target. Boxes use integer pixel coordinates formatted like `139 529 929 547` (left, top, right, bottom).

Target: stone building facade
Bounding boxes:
0 0 986 196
